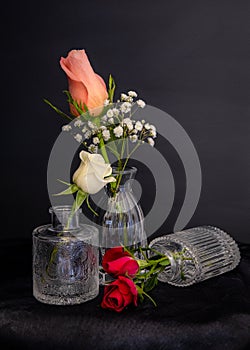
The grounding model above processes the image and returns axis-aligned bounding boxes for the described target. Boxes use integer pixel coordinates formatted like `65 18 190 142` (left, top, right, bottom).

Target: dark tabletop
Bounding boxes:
0 239 250 350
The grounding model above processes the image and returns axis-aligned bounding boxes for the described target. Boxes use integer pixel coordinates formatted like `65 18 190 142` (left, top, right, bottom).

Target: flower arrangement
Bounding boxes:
101 246 176 312
45 49 157 212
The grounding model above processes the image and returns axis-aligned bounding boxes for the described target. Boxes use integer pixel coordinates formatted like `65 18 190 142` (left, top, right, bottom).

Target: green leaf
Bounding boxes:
43 99 72 121
53 183 79 196
159 259 171 267
144 275 158 293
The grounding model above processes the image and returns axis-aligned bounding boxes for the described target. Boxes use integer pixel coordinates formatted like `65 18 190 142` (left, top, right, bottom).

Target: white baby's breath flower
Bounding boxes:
123 117 131 124
107 109 114 118
121 93 128 101
135 121 143 131
129 134 138 143
104 99 110 106
74 133 83 143
84 130 92 139
128 91 137 98
74 119 84 128
137 99 146 108
62 125 72 132
101 115 108 122
144 123 150 130
102 129 111 141
88 121 96 129
100 125 107 131
127 122 133 131
150 124 156 132
108 117 114 125
112 108 120 116
150 129 157 138
88 144 98 153
93 137 100 145
113 125 124 138
147 137 155 147
120 102 132 114
122 118 133 131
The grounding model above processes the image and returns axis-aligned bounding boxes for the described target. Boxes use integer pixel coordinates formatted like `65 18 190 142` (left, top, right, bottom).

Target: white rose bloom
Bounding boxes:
114 125 124 138
73 151 116 194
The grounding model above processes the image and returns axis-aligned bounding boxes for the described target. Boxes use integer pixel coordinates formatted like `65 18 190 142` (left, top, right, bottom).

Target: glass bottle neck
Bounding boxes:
49 205 80 231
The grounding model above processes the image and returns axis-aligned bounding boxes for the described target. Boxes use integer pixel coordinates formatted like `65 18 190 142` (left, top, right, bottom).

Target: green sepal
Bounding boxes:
108 74 116 103
143 274 158 293
57 179 71 186
44 99 72 121
53 183 79 196
71 189 88 213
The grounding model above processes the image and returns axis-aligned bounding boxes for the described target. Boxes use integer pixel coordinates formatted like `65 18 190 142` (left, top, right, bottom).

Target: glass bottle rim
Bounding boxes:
49 205 82 214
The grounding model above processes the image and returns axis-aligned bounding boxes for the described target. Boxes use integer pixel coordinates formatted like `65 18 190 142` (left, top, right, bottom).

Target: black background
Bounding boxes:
2 0 250 243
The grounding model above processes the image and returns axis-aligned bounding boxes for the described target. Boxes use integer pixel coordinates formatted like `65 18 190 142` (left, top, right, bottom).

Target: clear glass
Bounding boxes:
94 166 147 284
32 206 99 305
149 225 241 287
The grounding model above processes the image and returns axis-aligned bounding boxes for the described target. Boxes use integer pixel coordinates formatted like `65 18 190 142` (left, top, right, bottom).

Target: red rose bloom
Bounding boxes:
102 247 139 278
101 276 138 312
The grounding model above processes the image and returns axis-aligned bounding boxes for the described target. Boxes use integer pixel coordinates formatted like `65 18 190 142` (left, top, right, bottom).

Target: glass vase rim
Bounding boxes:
111 166 137 175
49 205 82 214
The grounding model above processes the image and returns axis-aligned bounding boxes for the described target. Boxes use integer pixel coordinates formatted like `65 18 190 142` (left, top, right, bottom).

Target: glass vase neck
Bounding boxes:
112 166 137 188
49 205 81 231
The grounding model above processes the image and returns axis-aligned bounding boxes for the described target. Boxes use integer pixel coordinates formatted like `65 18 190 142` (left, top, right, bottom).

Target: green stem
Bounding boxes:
142 291 157 307
86 195 99 216
114 142 141 192
99 137 109 163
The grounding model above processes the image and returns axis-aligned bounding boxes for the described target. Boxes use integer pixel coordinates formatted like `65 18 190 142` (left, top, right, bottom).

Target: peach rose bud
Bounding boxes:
60 49 108 116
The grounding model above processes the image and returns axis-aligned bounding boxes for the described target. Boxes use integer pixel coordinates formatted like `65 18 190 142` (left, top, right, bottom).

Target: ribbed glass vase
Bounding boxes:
93 166 147 284
149 226 241 287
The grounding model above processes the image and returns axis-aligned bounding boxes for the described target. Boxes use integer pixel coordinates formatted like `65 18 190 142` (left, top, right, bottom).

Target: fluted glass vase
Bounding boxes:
94 166 147 284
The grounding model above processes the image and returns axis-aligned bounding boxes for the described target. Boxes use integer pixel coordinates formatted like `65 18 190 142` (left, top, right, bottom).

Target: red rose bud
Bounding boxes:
101 276 138 312
102 247 139 278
